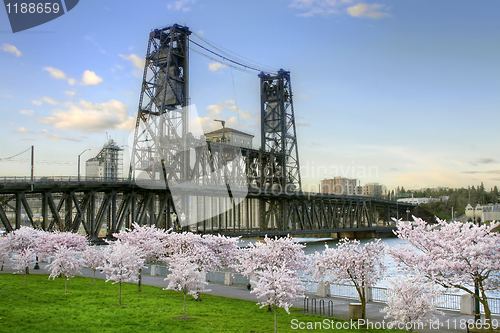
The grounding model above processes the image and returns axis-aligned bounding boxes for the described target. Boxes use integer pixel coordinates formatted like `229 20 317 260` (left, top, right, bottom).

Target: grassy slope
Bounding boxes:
0 274 404 333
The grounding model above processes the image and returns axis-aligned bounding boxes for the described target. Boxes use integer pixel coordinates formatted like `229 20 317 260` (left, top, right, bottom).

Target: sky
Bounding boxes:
0 0 499 192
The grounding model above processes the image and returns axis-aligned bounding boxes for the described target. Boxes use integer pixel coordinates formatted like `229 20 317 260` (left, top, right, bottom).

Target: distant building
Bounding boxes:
397 196 449 205
481 204 500 222
321 177 359 195
86 139 123 180
362 183 384 197
204 128 254 148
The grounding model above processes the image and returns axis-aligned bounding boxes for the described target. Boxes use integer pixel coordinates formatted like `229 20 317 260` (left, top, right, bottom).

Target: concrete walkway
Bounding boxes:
2 262 498 333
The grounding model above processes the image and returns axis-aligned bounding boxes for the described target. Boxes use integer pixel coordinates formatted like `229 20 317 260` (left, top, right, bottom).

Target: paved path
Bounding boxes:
2 262 498 333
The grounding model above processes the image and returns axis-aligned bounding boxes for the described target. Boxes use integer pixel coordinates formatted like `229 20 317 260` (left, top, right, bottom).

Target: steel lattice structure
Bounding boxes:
130 24 191 184
259 70 301 192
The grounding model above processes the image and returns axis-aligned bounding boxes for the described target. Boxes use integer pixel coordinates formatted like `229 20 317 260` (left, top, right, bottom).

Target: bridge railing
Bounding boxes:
0 176 131 184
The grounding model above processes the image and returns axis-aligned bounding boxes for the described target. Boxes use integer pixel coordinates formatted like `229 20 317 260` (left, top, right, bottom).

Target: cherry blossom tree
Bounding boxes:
6 226 39 252
98 241 146 305
12 247 36 286
82 246 105 284
6 226 40 274
311 238 386 320
201 234 240 271
0 236 10 271
47 245 86 293
236 235 307 333
381 274 444 332
389 218 500 331
36 230 88 261
113 223 170 291
164 255 209 318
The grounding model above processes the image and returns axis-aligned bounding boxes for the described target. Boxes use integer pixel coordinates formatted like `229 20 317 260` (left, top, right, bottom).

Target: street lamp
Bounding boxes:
406 208 410 222
465 203 484 323
78 149 90 182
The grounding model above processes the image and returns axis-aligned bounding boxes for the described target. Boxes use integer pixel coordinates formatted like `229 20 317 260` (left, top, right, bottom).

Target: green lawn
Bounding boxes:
0 274 404 333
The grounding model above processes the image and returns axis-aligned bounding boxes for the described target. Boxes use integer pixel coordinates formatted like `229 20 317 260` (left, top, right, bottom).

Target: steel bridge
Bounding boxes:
0 24 415 239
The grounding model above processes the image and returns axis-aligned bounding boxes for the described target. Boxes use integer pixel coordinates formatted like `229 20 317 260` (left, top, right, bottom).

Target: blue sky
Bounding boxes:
1 0 499 191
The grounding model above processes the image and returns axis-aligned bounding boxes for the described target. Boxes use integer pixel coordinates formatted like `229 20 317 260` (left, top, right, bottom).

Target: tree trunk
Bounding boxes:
361 299 366 321
26 266 29 275
482 300 493 333
1 262 4 271
65 277 68 293
183 292 186 317
274 305 278 333
119 282 122 305
138 269 142 292
93 269 96 284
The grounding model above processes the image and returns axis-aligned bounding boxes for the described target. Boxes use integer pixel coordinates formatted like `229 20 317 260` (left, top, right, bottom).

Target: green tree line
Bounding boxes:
388 183 499 221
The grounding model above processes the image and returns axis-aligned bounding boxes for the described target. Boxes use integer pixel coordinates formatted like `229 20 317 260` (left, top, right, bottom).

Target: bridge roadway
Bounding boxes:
0 177 414 239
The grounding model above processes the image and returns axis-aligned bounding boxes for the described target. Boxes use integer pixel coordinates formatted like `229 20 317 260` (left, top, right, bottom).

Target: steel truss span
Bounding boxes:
0 179 414 240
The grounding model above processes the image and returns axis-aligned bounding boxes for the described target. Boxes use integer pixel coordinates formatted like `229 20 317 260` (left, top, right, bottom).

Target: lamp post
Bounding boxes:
78 149 90 182
406 208 410 222
465 203 483 323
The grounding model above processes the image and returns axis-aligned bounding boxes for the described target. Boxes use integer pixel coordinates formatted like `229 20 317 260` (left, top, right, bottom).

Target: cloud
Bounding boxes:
167 0 193 11
14 127 30 134
1 43 22 57
42 96 59 105
298 94 311 99
197 30 205 37
43 66 66 79
32 100 42 106
81 70 103 85
20 110 34 115
43 66 76 85
119 54 144 70
347 3 391 19
37 99 135 133
290 0 390 19
296 121 310 126
9 121 15 125
470 158 497 165
65 91 76 96
290 0 352 17
208 62 227 72
196 100 257 132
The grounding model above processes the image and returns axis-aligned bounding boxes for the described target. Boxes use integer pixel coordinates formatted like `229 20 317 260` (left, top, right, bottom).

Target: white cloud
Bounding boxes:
14 127 30 134
197 30 205 37
119 54 144 70
43 66 76 85
290 0 352 17
347 3 391 19
81 70 103 85
32 101 42 106
20 110 34 115
167 0 193 11
196 100 257 132
65 91 76 96
42 96 59 105
296 121 310 126
290 0 390 19
1 43 22 57
8 121 15 125
43 66 66 79
208 62 227 72
37 99 135 133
